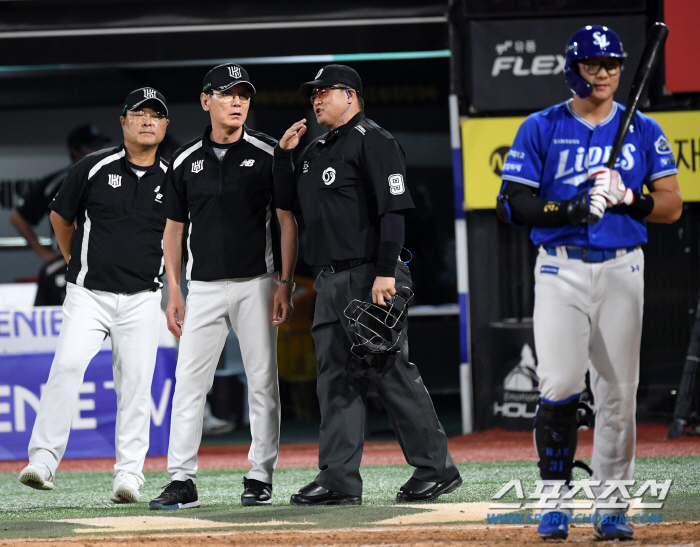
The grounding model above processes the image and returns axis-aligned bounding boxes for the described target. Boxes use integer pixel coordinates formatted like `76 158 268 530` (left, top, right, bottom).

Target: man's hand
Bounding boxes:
39 248 62 263
166 289 185 340
372 276 396 307
279 119 307 150
272 284 294 325
589 167 634 208
567 188 606 224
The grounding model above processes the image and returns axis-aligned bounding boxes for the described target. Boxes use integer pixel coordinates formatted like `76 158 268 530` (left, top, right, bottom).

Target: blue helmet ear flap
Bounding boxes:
565 58 593 98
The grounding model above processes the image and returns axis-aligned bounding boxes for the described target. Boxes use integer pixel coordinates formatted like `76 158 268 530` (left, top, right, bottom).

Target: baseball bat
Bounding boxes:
606 22 669 169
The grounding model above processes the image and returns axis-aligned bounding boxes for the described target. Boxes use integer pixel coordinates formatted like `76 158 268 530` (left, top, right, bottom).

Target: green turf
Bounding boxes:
0 457 698 539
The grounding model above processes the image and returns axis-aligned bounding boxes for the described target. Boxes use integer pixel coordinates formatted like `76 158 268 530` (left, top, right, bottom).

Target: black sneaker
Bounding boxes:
241 477 272 506
149 479 201 510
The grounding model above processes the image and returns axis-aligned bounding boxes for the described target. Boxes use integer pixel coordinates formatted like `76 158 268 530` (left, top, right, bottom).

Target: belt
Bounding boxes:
545 246 638 263
321 258 373 273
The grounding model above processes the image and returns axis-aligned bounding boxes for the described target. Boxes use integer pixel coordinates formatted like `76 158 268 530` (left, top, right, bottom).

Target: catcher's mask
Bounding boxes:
343 287 414 359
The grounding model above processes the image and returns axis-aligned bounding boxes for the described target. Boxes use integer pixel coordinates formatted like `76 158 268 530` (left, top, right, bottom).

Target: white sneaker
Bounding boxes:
110 471 143 503
18 463 54 490
202 401 235 436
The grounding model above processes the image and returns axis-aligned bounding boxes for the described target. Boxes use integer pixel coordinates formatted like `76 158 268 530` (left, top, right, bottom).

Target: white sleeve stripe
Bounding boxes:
502 175 540 188
173 140 203 170
160 162 168 173
243 133 274 156
648 169 679 182
88 150 125 180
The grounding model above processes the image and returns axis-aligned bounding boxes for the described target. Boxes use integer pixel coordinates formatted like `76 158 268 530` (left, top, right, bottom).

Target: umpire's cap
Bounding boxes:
202 63 256 95
122 87 169 118
67 125 110 150
300 64 363 97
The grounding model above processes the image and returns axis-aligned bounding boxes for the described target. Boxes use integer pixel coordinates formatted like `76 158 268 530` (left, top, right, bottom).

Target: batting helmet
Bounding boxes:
344 287 414 359
565 25 625 98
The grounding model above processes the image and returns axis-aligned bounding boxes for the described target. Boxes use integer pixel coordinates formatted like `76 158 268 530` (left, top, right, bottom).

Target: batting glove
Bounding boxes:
589 167 634 208
567 188 605 225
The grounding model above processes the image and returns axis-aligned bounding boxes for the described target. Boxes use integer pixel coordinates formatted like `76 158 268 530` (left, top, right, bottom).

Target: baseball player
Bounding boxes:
274 64 461 506
497 25 682 540
10 125 110 305
149 63 297 510
18 88 171 503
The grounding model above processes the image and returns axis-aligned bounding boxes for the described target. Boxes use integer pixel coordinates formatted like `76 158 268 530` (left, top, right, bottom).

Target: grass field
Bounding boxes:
1 456 699 540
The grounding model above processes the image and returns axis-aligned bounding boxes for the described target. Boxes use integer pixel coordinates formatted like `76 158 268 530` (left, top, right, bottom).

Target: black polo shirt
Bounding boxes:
273 111 414 266
50 145 168 293
156 125 282 281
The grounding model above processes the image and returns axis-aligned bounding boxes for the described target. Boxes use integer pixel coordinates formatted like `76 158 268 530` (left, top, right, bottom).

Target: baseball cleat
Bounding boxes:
18 463 54 491
110 471 142 504
537 511 569 540
395 473 463 503
290 482 361 506
149 479 201 510
241 477 272 506
594 518 634 540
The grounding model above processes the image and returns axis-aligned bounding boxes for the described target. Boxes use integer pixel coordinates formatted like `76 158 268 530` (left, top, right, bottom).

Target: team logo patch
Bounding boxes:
388 173 405 195
654 136 672 155
155 192 163 203
540 265 559 275
108 174 122 188
192 160 204 173
228 65 242 79
315 68 323 79
240 159 255 167
322 167 336 185
143 88 157 99
302 161 310 173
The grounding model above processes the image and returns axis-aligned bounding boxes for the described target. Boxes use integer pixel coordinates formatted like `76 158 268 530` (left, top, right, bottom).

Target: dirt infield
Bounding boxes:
2 522 699 546
1 423 697 473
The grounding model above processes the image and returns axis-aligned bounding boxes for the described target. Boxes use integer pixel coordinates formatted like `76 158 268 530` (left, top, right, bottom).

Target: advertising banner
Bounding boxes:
0 307 176 460
461 111 700 210
468 15 645 112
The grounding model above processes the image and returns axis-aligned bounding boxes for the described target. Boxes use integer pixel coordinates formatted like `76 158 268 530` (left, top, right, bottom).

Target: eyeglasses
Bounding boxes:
579 59 622 76
210 89 252 103
310 85 349 104
126 111 166 125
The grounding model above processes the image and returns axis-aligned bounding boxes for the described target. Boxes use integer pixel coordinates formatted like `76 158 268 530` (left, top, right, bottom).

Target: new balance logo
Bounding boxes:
240 159 255 167
354 126 366 135
108 174 122 188
143 88 157 99
592 32 611 49
228 65 242 79
192 160 204 173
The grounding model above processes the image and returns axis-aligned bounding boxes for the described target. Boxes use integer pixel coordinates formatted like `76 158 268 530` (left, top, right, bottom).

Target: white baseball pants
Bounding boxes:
167 274 280 484
534 246 644 514
29 282 162 482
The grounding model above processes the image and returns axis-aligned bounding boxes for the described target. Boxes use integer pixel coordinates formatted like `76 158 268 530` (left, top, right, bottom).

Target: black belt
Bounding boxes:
321 258 373 273
545 246 638 263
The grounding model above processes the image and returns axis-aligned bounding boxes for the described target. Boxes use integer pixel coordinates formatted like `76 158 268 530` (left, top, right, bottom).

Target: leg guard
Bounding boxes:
535 396 580 481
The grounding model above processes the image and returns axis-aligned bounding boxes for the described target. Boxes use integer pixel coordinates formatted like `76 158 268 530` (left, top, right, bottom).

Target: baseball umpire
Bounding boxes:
149 64 297 510
18 88 171 503
10 125 110 305
274 64 461 505
497 25 682 540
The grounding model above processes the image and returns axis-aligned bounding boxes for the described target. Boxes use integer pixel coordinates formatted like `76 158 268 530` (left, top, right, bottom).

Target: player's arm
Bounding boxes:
163 218 185 339
643 174 682 223
272 208 298 326
498 181 605 226
49 211 75 263
10 209 59 262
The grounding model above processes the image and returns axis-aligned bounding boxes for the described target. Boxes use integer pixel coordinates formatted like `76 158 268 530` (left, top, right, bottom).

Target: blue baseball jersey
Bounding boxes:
501 100 678 249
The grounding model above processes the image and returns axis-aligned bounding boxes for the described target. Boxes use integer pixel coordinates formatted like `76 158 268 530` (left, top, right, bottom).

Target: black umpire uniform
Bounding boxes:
274 64 460 504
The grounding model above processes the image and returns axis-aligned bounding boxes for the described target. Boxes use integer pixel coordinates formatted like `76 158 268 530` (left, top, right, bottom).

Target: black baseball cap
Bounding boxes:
202 63 256 95
300 64 363 97
122 87 168 117
67 125 110 150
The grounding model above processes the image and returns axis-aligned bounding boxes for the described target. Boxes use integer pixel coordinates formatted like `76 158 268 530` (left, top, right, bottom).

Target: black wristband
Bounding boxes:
627 191 655 219
376 241 402 277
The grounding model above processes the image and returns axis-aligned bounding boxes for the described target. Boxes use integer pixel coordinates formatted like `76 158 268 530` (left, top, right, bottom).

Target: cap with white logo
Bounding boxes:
122 87 168 117
300 64 363 97
202 63 256 95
